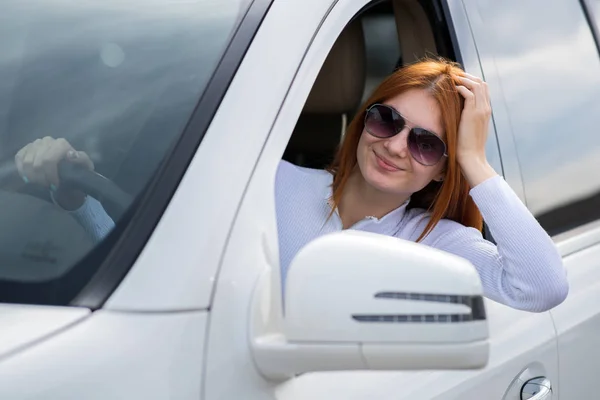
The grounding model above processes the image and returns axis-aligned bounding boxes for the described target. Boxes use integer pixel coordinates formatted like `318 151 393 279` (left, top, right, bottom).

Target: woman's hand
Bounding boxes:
455 73 497 187
15 137 94 210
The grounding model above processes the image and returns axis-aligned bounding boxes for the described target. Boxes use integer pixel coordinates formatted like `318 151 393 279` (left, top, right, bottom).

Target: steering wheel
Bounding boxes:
0 160 132 222
0 161 131 297
56 161 132 221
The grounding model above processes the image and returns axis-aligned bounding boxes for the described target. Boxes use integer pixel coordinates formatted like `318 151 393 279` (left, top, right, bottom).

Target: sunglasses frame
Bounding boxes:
364 103 448 166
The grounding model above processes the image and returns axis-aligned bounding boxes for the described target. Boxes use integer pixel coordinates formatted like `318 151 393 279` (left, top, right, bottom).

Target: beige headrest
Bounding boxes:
392 0 437 64
303 19 366 114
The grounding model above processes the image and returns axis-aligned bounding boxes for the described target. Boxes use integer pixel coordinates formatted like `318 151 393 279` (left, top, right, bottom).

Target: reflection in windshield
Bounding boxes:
1 1 242 178
0 0 250 304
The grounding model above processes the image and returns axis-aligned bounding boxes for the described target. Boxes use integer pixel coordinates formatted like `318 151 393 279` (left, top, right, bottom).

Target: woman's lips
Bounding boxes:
374 151 402 172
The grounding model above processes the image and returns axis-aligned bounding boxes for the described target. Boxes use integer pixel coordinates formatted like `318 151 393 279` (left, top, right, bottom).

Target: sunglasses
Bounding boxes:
364 103 448 166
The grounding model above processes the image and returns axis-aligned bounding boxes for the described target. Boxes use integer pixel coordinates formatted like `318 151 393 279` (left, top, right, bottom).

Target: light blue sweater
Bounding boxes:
70 160 569 312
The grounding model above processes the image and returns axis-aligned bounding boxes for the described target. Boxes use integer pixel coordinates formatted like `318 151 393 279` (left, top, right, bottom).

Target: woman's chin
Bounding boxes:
363 171 405 195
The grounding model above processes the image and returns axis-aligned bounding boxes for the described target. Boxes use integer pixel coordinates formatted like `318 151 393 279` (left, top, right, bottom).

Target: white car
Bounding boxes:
0 0 599 399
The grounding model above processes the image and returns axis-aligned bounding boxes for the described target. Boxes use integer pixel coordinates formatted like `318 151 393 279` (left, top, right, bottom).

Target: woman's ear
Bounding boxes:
434 171 446 182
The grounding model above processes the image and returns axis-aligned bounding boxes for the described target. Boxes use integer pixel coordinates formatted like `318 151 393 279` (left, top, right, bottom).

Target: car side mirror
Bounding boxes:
251 230 489 381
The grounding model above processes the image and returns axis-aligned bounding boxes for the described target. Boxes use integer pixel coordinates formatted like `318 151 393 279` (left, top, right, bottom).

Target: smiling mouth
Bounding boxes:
374 151 402 171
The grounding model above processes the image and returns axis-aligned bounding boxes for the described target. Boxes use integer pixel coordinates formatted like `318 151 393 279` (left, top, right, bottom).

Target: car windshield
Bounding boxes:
0 0 251 305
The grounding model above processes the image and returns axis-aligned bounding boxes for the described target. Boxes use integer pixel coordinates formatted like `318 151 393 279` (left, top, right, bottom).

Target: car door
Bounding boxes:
205 0 558 399
275 1 559 399
465 0 600 399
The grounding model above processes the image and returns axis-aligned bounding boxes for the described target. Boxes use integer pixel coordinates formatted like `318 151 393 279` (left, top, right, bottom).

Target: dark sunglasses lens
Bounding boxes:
365 105 404 138
408 128 446 165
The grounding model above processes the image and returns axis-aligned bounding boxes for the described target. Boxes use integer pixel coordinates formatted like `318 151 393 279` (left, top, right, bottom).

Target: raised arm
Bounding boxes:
436 72 568 311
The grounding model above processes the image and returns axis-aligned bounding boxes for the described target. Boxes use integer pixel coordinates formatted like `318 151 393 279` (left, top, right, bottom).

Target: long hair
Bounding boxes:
326 58 483 241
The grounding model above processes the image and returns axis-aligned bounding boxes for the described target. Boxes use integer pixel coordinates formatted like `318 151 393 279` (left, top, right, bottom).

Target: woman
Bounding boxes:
15 59 568 312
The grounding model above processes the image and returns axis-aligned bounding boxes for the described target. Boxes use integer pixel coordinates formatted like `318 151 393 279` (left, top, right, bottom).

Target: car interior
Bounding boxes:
282 0 456 169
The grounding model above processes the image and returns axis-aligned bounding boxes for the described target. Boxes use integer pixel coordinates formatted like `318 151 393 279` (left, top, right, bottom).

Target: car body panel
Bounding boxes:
0 310 208 399
0 304 89 360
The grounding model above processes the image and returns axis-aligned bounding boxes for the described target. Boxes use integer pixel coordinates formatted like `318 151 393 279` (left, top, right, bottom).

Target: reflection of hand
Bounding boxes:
455 73 497 187
15 137 94 210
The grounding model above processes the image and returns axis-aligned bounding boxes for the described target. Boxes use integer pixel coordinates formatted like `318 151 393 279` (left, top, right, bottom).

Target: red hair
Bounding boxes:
327 58 483 241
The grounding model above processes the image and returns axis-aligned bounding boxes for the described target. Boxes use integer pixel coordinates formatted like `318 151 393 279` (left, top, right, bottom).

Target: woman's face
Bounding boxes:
356 89 447 197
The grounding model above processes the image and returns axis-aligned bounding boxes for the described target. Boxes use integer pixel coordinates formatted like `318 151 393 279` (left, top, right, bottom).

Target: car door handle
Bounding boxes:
521 377 552 400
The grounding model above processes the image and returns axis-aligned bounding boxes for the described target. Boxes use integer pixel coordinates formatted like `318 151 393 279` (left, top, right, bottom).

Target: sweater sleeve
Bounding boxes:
51 192 115 243
431 175 569 312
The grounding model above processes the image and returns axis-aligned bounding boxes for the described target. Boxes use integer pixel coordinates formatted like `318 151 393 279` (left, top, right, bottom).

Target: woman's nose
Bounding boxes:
383 126 410 157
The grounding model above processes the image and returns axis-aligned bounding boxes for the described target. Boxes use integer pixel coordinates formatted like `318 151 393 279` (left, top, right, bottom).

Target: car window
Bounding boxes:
475 0 600 237
0 0 250 305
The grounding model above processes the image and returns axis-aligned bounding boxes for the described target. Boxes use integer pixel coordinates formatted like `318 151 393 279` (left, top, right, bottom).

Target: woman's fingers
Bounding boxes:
21 139 44 184
15 137 82 188
462 72 483 83
42 139 73 188
67 150 94 171
457 75 479 88
31 137 60 187
456 85 475 102
14 144 29 182
457 76 490 110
